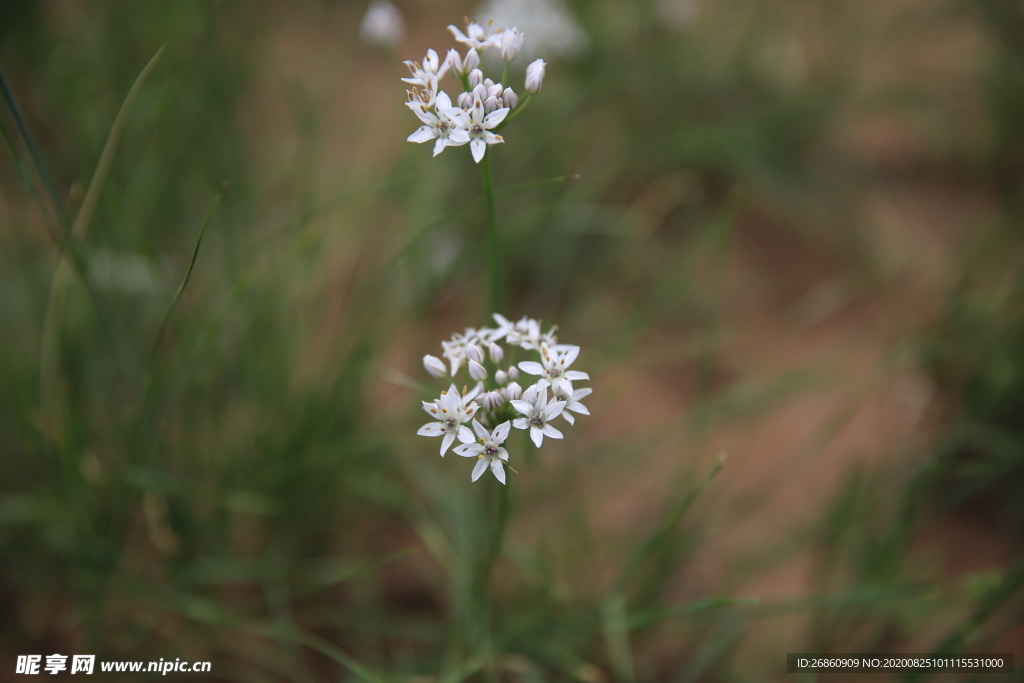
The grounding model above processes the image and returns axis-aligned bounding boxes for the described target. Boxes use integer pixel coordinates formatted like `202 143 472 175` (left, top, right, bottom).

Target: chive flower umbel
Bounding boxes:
417 314 591 483
402 18 549 163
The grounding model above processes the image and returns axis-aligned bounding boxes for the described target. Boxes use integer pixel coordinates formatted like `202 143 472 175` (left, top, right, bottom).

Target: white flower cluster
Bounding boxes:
403 19 547 163
418 314 591 483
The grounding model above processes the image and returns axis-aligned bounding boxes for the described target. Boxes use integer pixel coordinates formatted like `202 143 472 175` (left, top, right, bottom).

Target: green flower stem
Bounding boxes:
480 151 502 314
494 92 532 134
500 61 510 88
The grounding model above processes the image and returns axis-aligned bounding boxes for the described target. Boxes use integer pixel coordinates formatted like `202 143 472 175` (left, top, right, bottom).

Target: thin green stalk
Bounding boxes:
494 92 532 134
480 151 501 314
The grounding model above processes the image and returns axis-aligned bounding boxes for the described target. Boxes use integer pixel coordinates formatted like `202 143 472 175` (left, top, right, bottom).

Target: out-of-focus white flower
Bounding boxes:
500 27 526 61
418 384 480 455
511 384 566 447
360 0 406 49
407 92 470 157
449 19 504 50
518 344 588 396
475 0 587 59
453 95 508 163
525 59 546 92
488 342 504 363
655 0 700 30
423 354 447 378
453 420 511 483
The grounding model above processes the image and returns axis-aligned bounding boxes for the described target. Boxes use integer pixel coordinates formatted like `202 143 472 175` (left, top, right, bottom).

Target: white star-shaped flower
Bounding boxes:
453 419 511 483
448 21 504 50
549 383 592 425
449 95 507 163
402 49 450 87
518 344 589 396
407 92 471 156
511 384 566 447
418 384 480 455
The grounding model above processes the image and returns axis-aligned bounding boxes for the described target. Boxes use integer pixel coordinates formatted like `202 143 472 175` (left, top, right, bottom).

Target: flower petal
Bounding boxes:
483 107 509 128
448 128 470 145
454 444 484 458
470 138 486 163
542 423 563 439
561 411 575 425
417 422 443 436
490 459 506 484
433 136 447 157
458 425 476 443
518 361 545 376
512 417 529 430
564 371 590 381
509 400 532 415
543 400 567 421
492 421 511 443
471 458 489 482
559 346 580 367
530 426 544 448
407 126 436 144
440 431 456 456
498 447 509 461
472 419 490 442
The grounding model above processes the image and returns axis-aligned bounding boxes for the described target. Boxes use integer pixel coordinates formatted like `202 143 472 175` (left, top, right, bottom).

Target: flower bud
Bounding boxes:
502 87 519 109
445 48 463 75
468 359 487 381
504 381 522 401
495 369 509 385
458 91 473 109
472 83 488 102
423 48 440 74
484 96 500 114
423 354 446 378
466 343 484 364
501 28 525 61
463 48 480 71
488 342 504 363
508 366 521 382
483 390 505 411
468 68 484 88
525 58 546 93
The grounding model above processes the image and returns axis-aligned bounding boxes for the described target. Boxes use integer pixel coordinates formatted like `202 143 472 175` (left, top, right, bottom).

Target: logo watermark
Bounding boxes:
16 655 211 676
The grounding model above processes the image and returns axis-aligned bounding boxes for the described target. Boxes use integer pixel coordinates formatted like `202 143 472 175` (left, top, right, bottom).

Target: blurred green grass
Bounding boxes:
2 0 1023 680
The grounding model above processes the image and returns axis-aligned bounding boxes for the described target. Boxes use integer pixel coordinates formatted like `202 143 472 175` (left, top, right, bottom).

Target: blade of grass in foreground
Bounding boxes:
148 186 224 370
613 454 726 594
39 46 165 411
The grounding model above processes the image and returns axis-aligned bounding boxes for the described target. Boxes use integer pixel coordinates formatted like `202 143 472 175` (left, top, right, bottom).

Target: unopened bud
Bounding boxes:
504 381 523 401
488 342 504 363
464 48 480 71
483 390 505 411
484 96 499 114
502 87 519 109
423 354 446 378
508 366 521 382
468 68 483 88
495 369 509 385
466 343 484 364
525 58 546 93
458 91 473 109
501 28 525 61
445 48 463 75
468 359 487 381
